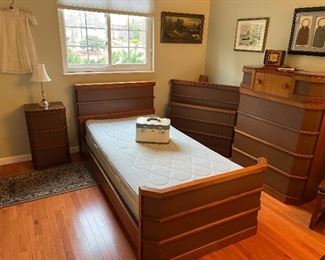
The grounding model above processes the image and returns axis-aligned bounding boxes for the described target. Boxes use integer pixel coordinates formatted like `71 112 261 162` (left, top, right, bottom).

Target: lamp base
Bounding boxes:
39 99 49 110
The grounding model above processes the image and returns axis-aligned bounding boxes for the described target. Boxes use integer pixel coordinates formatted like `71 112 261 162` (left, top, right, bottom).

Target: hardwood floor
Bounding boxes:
0 160 324 260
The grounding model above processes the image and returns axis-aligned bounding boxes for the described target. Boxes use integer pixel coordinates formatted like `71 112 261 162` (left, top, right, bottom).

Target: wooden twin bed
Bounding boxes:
74 81 267 260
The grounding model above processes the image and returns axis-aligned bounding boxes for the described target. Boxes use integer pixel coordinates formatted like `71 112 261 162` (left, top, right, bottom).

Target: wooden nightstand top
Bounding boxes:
24 102 65 112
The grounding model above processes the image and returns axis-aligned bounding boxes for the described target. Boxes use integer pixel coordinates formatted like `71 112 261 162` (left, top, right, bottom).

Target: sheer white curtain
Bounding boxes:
57 0 154 16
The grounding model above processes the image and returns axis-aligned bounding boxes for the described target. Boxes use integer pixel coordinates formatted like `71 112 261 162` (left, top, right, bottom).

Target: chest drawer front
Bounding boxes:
238 94 323 131
26 110 67 131
233 132 312 177
232 149 306 198
236 112 318 155
29 128 69 148
254 72 293 98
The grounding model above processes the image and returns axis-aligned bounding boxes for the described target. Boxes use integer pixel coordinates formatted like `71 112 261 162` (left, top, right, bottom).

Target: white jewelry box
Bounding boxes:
136 116 170 144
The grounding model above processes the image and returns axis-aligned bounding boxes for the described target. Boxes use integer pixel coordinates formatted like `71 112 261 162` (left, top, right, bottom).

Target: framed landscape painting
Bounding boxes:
161 12 204 43
288 7 325 56
234 17 269 52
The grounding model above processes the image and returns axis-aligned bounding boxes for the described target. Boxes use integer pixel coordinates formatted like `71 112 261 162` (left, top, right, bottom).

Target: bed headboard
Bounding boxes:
74 81 155 148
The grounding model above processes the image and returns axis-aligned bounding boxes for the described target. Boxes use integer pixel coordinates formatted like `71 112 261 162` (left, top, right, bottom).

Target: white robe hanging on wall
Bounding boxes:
0 8 39 74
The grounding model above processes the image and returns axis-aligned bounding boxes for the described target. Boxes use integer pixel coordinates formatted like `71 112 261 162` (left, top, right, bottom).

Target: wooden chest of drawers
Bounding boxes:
169 80 240 157
24 102 71 169
232 66 325 204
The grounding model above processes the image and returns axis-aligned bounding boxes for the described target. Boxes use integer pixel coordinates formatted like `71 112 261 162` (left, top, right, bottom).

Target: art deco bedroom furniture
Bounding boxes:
24 102 70 170
169 79 240 157
232 65 325 205
309 177 325 229
74 81 267 260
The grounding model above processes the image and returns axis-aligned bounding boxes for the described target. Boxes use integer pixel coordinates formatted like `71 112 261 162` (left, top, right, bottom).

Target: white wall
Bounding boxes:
206 0 325 86
0 0 210 160
154 0 210 115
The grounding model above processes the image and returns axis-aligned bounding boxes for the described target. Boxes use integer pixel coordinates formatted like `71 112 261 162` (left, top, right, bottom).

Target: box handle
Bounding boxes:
147 117 161 122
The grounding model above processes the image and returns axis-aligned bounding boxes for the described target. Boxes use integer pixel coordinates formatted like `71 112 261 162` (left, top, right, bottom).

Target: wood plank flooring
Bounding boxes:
0 160 324 260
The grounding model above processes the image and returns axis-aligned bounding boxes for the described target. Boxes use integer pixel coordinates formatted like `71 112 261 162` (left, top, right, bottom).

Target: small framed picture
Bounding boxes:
264 50 286 66
288 7 325 56
161 12 204 44
234 17 269 52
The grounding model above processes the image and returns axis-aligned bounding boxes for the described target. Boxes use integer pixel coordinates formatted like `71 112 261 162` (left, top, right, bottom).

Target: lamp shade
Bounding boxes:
30 64 51 83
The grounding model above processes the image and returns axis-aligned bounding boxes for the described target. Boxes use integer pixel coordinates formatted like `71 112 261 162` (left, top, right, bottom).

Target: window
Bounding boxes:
58 9 153 73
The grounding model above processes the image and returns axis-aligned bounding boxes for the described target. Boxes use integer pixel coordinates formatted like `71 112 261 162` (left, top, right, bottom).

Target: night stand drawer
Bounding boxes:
25 110 67 131
32 146 70 169
29 128 69 148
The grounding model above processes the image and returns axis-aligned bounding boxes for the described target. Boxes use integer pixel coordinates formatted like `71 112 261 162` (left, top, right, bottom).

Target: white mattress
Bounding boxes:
86 117 242 219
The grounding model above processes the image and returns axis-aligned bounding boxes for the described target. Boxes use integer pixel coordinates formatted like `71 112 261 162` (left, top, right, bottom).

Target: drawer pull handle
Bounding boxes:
255 79 263 84
282 83 290 89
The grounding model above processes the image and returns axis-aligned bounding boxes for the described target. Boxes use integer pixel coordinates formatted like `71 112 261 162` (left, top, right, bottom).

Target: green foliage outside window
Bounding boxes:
67 48 83 64
112 49 145 64
67 35 145 65
67 48 107 65
80 36 106 51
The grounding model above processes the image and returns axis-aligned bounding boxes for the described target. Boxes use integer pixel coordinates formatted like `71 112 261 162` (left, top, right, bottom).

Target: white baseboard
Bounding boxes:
0 154 32 166
0 146 80 166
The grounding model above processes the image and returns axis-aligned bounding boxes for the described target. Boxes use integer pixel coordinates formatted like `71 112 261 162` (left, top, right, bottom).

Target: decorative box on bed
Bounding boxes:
136 116 170 144
169 79 240 157
74 81 267 260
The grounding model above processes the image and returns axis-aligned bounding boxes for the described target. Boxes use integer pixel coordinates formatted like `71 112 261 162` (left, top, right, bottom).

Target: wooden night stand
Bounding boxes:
24 102 71 169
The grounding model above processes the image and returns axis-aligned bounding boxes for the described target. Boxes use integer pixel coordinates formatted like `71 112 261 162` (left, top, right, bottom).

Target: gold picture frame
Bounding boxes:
161 12 204 44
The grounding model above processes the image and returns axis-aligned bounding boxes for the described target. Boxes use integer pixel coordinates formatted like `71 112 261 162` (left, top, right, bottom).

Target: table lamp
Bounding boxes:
30 64 51 109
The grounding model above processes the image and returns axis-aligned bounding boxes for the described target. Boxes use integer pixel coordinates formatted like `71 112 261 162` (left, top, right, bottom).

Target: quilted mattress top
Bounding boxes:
85 117 242 193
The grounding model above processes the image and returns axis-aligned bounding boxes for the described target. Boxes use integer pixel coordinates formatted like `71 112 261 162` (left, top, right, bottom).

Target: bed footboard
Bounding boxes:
139 158 267 260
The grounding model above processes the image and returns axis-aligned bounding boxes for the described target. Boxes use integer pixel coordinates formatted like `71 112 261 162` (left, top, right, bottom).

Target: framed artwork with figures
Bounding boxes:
288 7 325 56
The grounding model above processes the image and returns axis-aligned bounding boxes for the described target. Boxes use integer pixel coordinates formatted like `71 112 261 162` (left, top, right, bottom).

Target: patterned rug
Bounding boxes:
0 162 97 208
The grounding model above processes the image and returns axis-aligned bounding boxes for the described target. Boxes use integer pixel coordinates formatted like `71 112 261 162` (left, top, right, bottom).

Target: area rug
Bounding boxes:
0 162 97 208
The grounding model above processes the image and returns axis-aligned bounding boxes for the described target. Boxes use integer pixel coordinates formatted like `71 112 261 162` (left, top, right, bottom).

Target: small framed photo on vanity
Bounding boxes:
263 49 286 66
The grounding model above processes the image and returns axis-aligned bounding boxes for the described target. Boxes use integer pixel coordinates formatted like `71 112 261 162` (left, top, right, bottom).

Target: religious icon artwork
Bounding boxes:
288 7 325 56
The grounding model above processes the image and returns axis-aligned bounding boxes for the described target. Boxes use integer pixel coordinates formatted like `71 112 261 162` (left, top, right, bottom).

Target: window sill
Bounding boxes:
63 70 155 76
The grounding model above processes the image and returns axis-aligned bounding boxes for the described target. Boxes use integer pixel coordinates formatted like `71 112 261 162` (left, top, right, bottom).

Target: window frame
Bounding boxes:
58 8 153 74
